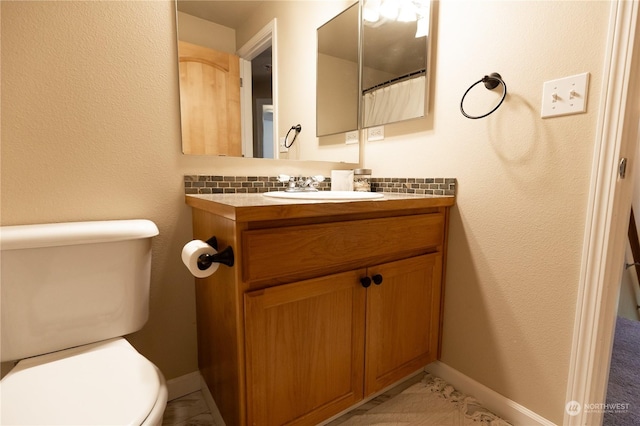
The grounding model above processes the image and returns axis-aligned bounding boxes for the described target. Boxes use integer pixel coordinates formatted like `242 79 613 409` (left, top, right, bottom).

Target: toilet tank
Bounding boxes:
0 220 159 362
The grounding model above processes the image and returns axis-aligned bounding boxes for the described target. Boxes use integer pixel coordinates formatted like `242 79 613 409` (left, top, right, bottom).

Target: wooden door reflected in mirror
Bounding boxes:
178 41 242 156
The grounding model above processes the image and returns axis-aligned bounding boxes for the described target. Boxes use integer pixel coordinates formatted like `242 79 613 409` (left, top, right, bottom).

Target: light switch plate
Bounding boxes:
541 72 589 118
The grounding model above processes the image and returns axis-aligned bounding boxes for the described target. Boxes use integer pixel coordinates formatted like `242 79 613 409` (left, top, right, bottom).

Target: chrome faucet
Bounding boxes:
278 174 325 192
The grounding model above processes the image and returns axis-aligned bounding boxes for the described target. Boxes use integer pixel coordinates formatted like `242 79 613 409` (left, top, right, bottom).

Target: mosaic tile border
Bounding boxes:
184 175 456 196
371 177 456 195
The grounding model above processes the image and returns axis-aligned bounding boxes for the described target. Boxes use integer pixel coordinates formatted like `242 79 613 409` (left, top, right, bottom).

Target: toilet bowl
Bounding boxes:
1 338 168 425
0 220 167 425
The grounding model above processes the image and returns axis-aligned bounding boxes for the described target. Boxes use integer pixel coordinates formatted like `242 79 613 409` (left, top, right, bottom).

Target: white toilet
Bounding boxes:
0 219 168 425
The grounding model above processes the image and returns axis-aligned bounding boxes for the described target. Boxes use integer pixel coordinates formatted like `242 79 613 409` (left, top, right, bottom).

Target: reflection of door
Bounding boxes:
262 104 274 159
238 20 276 159
254 99 273 159
178 41 241 156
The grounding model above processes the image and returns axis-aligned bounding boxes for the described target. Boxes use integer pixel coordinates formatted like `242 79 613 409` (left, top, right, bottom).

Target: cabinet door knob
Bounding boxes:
360 277 372 288
372 274 383 285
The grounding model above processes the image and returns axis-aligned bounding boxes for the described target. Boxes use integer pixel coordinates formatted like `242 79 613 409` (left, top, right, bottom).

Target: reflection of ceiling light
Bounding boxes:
380 0 399 20
414 0 429 18
363 0 381 22
364 0 430 27
397 1 417 22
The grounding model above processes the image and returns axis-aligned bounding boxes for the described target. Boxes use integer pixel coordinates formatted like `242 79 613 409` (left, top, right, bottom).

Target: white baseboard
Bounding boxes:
425 361 555 426
166 371 201 401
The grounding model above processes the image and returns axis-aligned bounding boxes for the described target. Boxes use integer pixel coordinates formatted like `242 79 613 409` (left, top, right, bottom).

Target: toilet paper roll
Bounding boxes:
181 240 220 278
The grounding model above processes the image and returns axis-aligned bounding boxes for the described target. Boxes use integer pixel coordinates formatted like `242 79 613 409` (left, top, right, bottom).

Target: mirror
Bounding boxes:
176 1 272 158
176 0 359 164
316 3 360 137
361 0 431 128
175 1 429 159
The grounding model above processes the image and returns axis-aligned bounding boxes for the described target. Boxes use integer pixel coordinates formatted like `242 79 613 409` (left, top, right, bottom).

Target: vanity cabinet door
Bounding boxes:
244 269 367 425
364 253 443 395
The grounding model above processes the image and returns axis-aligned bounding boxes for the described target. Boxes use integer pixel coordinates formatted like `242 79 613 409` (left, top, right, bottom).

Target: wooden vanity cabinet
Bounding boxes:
244 254 443 425
186 196 452 426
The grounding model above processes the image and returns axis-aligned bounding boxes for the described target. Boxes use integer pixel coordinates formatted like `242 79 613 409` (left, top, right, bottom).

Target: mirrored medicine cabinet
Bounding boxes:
175 0 431 161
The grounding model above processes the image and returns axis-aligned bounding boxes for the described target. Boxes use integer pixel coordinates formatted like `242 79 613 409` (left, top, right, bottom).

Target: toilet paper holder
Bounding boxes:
198 236 234 269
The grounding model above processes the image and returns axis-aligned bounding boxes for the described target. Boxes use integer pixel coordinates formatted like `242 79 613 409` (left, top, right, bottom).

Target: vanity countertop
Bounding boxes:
186 192 455 222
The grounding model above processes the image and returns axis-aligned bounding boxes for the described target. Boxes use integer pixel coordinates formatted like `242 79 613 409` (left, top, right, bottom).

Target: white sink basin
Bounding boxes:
263 191 384 201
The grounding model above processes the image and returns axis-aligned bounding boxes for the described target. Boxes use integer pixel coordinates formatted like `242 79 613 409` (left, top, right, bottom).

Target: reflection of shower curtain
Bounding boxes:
363 75 425 127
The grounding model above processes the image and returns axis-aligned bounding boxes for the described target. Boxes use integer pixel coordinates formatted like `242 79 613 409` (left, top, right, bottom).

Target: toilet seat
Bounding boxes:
1 338 165 425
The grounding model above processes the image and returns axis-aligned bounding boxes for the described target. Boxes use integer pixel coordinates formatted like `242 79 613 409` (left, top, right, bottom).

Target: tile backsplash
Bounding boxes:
370 177 456 195
184 175 456 196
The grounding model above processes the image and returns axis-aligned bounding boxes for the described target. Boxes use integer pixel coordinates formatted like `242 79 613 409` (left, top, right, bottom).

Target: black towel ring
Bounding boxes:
283 124 302 148
460 73 507 119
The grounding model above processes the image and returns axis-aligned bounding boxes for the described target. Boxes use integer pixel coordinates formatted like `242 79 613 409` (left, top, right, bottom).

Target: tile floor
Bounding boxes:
162 373 425 426
162 391 217 426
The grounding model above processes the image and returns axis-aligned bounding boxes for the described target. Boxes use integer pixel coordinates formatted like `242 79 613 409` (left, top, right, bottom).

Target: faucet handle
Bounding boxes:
277 174 291 183
310 175 325 189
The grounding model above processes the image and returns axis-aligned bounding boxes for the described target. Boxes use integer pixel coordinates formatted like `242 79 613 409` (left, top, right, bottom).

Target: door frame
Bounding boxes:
565 1 640 424
237 19 278 159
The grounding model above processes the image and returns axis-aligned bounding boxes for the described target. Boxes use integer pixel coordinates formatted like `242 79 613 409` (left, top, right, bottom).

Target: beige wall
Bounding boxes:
0 0 623 423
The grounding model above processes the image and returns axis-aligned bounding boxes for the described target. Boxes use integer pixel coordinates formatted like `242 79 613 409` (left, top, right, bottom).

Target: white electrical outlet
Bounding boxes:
345 131 359 144
279 137 288 153
367 126 384 141
541 72 589 118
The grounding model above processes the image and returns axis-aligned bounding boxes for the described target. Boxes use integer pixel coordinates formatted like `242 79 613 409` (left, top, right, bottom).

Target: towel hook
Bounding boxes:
460 72 507 119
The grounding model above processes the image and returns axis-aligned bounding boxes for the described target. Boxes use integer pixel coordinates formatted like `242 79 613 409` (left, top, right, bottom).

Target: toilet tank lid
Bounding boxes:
0 219 159 250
